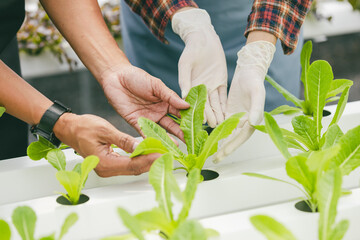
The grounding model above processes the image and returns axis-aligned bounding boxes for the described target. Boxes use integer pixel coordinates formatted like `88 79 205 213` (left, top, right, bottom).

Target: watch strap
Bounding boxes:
31 101 71 147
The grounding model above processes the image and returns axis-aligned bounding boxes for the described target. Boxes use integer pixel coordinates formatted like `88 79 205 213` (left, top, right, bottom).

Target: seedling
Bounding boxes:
0 107 5 117
104 153 218 239
131 84 244 177
0 206 78 240
27 138 99 205
266 41 352 116
245 123 360 212
250 168 349 240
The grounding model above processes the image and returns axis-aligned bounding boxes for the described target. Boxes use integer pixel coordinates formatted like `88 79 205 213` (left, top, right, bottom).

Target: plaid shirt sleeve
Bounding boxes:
124 0 198 44
245 0 313 55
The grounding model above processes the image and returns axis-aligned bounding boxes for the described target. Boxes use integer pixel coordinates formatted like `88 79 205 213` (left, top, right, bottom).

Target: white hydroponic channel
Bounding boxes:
0 101 360 239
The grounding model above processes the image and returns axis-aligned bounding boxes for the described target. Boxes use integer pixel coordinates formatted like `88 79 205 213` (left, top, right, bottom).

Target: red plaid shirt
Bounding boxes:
124 0 312 54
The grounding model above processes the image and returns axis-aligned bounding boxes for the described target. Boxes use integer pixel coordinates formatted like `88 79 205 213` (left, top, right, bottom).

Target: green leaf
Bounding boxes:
205 228 219 238
149 153 182 222
0 219 11 240
72 163 82 175
291 116 319 150
326 79 353 99
39 234 55 240
318 168 342 240
243 172 310 199
138 117 184 159
12 206 36 240
264 112 291 159
286 156 314 196
59 213 78 240
330 87 350 127
284 137 306 152
329 220 349 240
306 146 340 174
0 107 5 117
180 84 207 155
135 208 173 236
56 171 81 204
167 113 181 125
301 41 312 105
117 208 145 240
265 75 304 109
178 168 201 224
130 137 168 158
79 155 99 188
331 125 360 175
170 220 207 240
321 124 343 149
27 136 56 160
250 215 297 240
194 130 208 156
45 149 66 171
326 96 340 104
269 105 302 115
307 60 333 141
196 112 244 169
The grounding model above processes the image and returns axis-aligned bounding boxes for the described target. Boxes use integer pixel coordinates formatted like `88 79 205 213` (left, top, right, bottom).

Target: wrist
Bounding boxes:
53 112 77 144
246 31 277 45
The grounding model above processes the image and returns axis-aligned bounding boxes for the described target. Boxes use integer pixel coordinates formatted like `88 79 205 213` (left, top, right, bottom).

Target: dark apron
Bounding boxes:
120 0 303 111
0 0 28 160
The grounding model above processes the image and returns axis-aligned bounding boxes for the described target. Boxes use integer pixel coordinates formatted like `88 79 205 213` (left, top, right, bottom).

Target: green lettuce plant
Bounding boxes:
266 41 352 117
250 168 349 240
0 206 78 240
27 139 99 205
131 84 244 174
104 153 218 240
245 120 360 212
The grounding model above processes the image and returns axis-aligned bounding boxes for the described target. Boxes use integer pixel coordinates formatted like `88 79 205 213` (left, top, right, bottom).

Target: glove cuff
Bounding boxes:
171 9 214 41
237 41 276 76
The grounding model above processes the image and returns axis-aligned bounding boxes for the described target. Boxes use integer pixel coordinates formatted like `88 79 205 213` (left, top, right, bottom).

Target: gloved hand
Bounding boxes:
172 8 227 128
214 41 276 162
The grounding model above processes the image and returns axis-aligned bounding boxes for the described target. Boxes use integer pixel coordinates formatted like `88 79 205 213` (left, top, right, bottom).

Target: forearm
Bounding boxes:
40 0 129 81
0 61 52 125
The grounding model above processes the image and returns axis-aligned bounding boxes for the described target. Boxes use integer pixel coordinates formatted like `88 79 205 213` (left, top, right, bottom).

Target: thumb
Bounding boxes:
248 87 265 125
109 130 140 153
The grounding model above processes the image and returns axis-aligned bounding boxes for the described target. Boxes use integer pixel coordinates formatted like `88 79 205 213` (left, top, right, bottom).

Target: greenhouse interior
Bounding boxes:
0 0 360 239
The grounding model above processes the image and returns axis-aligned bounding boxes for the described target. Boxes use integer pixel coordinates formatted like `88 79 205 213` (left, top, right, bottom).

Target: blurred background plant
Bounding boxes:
17 2 121 71
309 0 359 21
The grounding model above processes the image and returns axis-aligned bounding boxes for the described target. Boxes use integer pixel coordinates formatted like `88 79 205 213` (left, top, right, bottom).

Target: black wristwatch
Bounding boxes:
31 101 71 147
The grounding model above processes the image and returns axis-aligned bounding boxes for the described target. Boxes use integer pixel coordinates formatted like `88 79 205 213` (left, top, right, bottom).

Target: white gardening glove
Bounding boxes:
172 8 227 127
214 41 276 162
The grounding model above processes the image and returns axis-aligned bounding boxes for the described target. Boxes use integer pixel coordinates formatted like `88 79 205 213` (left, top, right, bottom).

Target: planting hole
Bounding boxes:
323 110 331 117
200 169 219 181
295 200 317 213
56 194 89 206
186 169 219 181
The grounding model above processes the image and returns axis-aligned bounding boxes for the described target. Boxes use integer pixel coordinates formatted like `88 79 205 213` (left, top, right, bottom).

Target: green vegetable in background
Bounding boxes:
106 153 218 239
250 215 296 240
10 206 78 240
256 88 351 154
250 168 349 240
244 124 360 212
0 107 5 118
27 138 99 205
0 219 11 240
131 84 244 173
56 155 99 204
267 41 353 117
